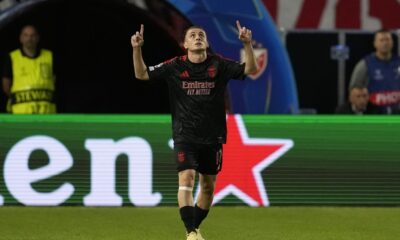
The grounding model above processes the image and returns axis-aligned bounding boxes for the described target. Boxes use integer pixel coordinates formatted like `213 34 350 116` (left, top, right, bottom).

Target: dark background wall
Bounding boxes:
286 31 398 114
0 0 189 113
1 0 398 114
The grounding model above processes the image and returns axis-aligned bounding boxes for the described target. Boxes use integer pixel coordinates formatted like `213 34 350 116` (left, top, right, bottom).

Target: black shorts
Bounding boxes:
174 143 223 175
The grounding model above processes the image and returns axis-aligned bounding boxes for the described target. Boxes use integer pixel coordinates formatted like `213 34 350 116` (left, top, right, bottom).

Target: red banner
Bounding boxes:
262 0 400 30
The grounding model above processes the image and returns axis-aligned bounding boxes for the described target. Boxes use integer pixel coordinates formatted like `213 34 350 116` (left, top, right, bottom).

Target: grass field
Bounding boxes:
0 207 399 240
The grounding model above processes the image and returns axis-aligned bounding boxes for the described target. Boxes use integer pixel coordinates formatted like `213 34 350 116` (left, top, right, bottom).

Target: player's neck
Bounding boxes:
187 51 207 63
375 51 391 61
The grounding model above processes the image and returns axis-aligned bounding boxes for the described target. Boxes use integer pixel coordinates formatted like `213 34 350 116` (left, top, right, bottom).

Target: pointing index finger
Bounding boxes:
140 24 144 35
236 20 242 31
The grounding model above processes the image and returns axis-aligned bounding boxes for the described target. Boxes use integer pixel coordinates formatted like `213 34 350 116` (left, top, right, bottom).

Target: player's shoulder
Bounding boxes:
149 56 179 71
160 55 191 65
160 56 179 65
364 53 375 60
177 55 188 62
392 55 400 61
212 53 225 61
213 53 238 63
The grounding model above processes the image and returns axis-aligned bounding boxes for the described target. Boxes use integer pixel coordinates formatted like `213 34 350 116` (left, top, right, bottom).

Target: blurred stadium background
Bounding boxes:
0 0 399 239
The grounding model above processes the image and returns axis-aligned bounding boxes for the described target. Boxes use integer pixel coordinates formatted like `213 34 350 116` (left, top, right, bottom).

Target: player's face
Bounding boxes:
350 88 369 111
374 32 393 55
184 28 209 52
20 26 40 49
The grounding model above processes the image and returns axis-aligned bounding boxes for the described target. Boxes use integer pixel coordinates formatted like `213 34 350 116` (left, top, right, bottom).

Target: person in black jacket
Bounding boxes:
336 87 382 114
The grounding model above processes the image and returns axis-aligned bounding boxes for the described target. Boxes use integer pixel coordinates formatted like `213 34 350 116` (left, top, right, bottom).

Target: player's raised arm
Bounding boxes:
236 20 259 75
131 24 149 80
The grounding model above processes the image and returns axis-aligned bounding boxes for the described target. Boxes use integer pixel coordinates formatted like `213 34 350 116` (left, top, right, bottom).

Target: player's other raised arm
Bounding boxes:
236 20 259 75
131 24 149 80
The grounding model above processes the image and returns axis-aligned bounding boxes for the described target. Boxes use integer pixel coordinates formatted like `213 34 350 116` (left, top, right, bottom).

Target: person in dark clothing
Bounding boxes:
131 21 258 240
336 87 382 114
349 30 400 114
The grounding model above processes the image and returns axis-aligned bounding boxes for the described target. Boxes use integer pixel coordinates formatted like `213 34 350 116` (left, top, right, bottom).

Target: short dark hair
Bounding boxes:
20 24 39 34
181 25 213 53
182 25 206 41
374 29 391 38
349 86 367 91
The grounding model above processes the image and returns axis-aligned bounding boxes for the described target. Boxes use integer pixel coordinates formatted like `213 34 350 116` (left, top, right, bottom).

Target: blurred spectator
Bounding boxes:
349 29 400 114
335 87 382 114
2 24 56 113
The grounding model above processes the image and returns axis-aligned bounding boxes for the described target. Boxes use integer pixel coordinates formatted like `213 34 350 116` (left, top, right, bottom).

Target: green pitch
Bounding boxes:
0 207 399 240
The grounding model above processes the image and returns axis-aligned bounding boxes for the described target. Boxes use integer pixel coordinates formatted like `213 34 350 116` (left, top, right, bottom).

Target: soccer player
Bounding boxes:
131 21 258 240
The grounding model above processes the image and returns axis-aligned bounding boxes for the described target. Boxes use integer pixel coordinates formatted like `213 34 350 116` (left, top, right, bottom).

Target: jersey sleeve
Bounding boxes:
218 56 246 81
147 58 176 81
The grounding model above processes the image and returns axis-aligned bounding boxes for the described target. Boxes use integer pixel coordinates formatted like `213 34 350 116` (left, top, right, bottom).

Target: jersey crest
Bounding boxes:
207 65 217 78
180 70 190 79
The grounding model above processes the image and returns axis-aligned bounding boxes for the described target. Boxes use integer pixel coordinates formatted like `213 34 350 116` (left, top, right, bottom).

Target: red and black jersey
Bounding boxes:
148 54 245 144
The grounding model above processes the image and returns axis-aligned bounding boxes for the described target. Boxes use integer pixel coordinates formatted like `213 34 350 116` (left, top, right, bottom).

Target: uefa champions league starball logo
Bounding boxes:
169 115 294 206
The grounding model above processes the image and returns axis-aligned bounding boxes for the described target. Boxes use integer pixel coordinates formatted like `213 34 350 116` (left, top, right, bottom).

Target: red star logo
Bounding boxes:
196 115 293 206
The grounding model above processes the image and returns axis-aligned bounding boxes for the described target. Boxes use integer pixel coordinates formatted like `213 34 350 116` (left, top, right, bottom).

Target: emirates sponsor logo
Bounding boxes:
182 81 215 89
182 81 215 96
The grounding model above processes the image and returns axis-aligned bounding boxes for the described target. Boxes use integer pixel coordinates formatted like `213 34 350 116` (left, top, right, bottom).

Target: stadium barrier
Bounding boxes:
0 114 399 206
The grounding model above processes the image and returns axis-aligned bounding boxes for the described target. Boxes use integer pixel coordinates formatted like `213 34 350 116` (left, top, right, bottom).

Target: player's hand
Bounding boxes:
236 20 252 44
131 24 144 48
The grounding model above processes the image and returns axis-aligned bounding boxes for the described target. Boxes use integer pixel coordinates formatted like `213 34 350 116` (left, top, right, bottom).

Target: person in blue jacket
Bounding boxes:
349 29 400 114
